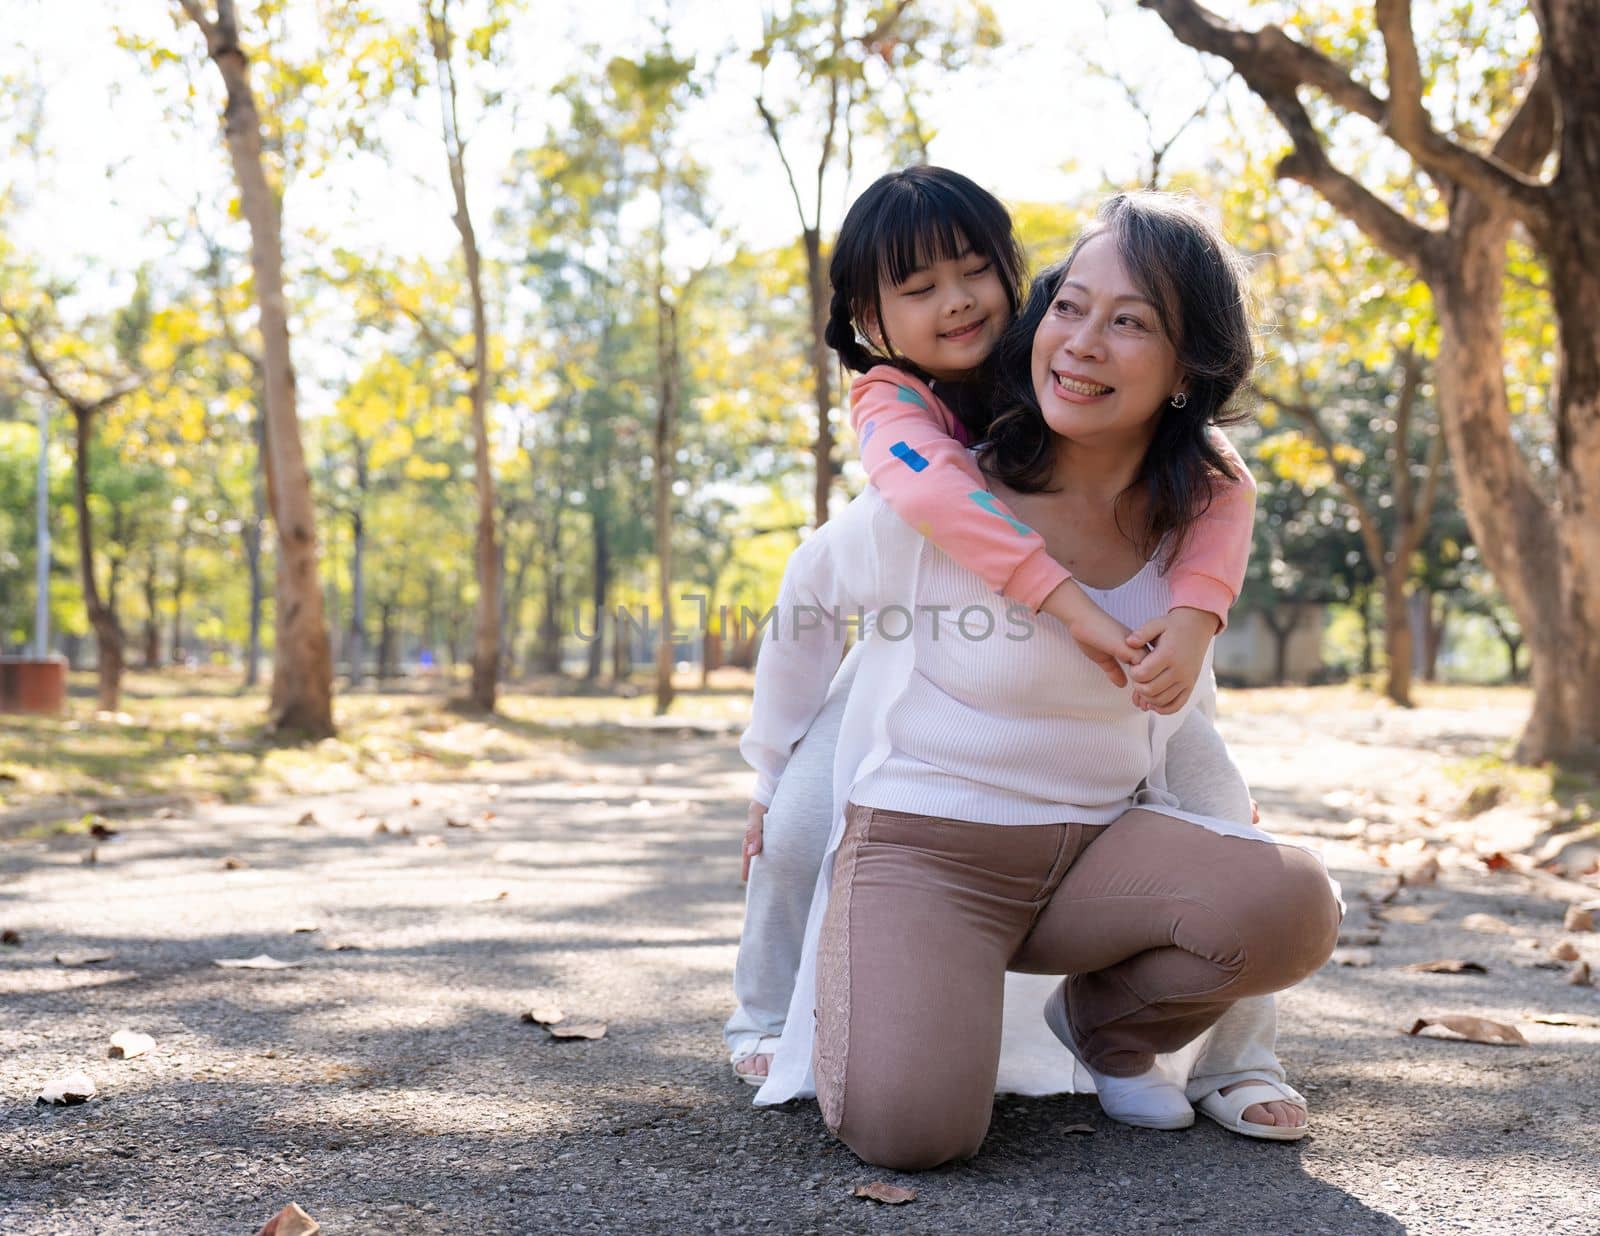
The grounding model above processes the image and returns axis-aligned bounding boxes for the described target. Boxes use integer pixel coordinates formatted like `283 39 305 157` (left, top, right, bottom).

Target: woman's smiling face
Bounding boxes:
1031 232 1185 449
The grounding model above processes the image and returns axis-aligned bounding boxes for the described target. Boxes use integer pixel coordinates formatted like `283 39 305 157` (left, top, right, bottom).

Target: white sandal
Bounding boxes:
729 1035 781 1087
1196 1080 1310 1141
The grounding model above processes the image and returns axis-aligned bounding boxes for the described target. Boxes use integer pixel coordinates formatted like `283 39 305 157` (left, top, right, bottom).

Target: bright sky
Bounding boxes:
8 0 1241 295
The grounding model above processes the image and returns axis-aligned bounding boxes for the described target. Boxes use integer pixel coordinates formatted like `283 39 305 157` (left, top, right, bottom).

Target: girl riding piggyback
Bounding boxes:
821 166 1256 709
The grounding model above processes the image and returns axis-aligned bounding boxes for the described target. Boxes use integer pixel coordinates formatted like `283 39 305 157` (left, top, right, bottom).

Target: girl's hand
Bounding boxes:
741 801 767 882
1124 607 1220 713
1042 580 1145 687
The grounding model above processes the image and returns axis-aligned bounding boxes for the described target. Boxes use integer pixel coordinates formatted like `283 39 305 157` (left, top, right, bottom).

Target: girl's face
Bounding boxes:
1031 233 1185 449
869 237 1011 381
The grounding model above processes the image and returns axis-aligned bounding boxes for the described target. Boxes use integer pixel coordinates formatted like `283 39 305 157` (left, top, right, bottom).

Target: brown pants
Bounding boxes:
814 804 1340 1171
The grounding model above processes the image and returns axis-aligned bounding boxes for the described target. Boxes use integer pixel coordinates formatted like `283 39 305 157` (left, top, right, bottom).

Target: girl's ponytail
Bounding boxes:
824 284 878 375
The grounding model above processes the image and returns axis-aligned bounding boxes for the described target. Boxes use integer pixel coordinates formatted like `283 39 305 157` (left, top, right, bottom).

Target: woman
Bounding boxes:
740 193 1341 1170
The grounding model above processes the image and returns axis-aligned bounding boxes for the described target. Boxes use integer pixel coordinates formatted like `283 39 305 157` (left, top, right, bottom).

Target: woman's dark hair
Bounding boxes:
824 165 1027 378
979 192 1256 568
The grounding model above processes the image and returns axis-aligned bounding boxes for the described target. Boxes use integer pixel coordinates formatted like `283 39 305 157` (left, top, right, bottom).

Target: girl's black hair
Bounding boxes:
980 191 1256 568
824 165 1026 380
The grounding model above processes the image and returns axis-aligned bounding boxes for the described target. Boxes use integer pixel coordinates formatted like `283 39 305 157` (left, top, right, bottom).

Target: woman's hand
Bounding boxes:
1041 579 1146 687
1124 606 1220 713
741 801 767 882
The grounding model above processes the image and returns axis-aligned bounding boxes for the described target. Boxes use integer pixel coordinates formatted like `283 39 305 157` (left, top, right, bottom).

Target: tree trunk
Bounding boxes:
169 524 188 666
1259 607 1298 686
346 445 368 685
537 563 564 675
803 226 835 528
1423 596 1448 682
1535 0 1600 758
377 601 397 681
238 395 268 689
70 408 123 712
586 510 609 683
427 0 499 712
142 553 161 668
1359 588 1375 678
653 292 679 716
182 0 333 736
1429 203 1568 756
1381 568 1413 707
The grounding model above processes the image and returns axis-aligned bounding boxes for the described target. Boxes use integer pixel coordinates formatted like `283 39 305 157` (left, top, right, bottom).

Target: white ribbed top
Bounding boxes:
851 545 1171 825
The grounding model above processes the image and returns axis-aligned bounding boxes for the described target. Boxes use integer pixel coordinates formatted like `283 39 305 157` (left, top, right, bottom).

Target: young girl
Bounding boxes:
729 174 1308 1141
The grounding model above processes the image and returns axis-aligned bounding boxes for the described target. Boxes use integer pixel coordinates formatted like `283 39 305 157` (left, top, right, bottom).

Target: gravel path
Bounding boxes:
2 699 1597 1235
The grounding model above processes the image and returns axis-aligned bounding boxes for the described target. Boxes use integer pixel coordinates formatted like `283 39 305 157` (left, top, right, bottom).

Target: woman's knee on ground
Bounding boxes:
830 1095 989 1171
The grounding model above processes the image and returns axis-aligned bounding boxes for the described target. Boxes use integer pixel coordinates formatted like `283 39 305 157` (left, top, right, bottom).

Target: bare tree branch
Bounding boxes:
1140 0 1550 237
1371 0 1550 217
754 95 810 226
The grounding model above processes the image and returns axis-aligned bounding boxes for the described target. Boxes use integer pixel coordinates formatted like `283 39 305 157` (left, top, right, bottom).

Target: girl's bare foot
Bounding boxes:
733 1052 772 1080
1218 1079 1306 1128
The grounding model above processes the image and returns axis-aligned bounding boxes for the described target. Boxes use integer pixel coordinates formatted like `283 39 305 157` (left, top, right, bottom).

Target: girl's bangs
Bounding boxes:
873 189 988 288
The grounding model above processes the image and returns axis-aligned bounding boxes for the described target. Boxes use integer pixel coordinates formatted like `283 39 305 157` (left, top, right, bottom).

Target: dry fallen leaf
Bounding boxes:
1402 855 1440 886
1550 940 1581 962
410 796 422 807
1462 913 1515 934
1 928 21 946
1380 905 1441 925
88 821 118 840
852 1182 917 1205
108 1030 155 1059
547 1021 607 1040
54 951 113 967
255 1202 321 1236
372 821 391 835
1532 1012 1600 1027
1404 1015 1527 1046
415 835 445 849
1569 960 1592 986
445 816 470 829
37 1072 97 1105
522 1005 566 1026
214 954 302 970
294 813 318 829
1364 877 1404 905
320 940 362 952
1330 948 1374 968
221 856 249 870
290 924 320 934
1337 928 1383 947
1563 906 1595 932
1404 960 1487 975
1480 852 1514 873
481 810 497 822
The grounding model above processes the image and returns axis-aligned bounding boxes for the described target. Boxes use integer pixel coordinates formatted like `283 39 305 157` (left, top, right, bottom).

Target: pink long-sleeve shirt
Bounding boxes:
849 365 1256 626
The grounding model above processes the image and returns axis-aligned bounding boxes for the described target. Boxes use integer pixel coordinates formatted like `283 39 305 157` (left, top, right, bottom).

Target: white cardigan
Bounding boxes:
740 488 1331 1106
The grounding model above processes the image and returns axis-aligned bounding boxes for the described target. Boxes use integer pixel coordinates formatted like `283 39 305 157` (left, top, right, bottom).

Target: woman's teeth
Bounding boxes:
1055 374 1112 396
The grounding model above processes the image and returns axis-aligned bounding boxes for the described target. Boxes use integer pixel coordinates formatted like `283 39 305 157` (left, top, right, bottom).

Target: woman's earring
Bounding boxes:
1169 391 1188 409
